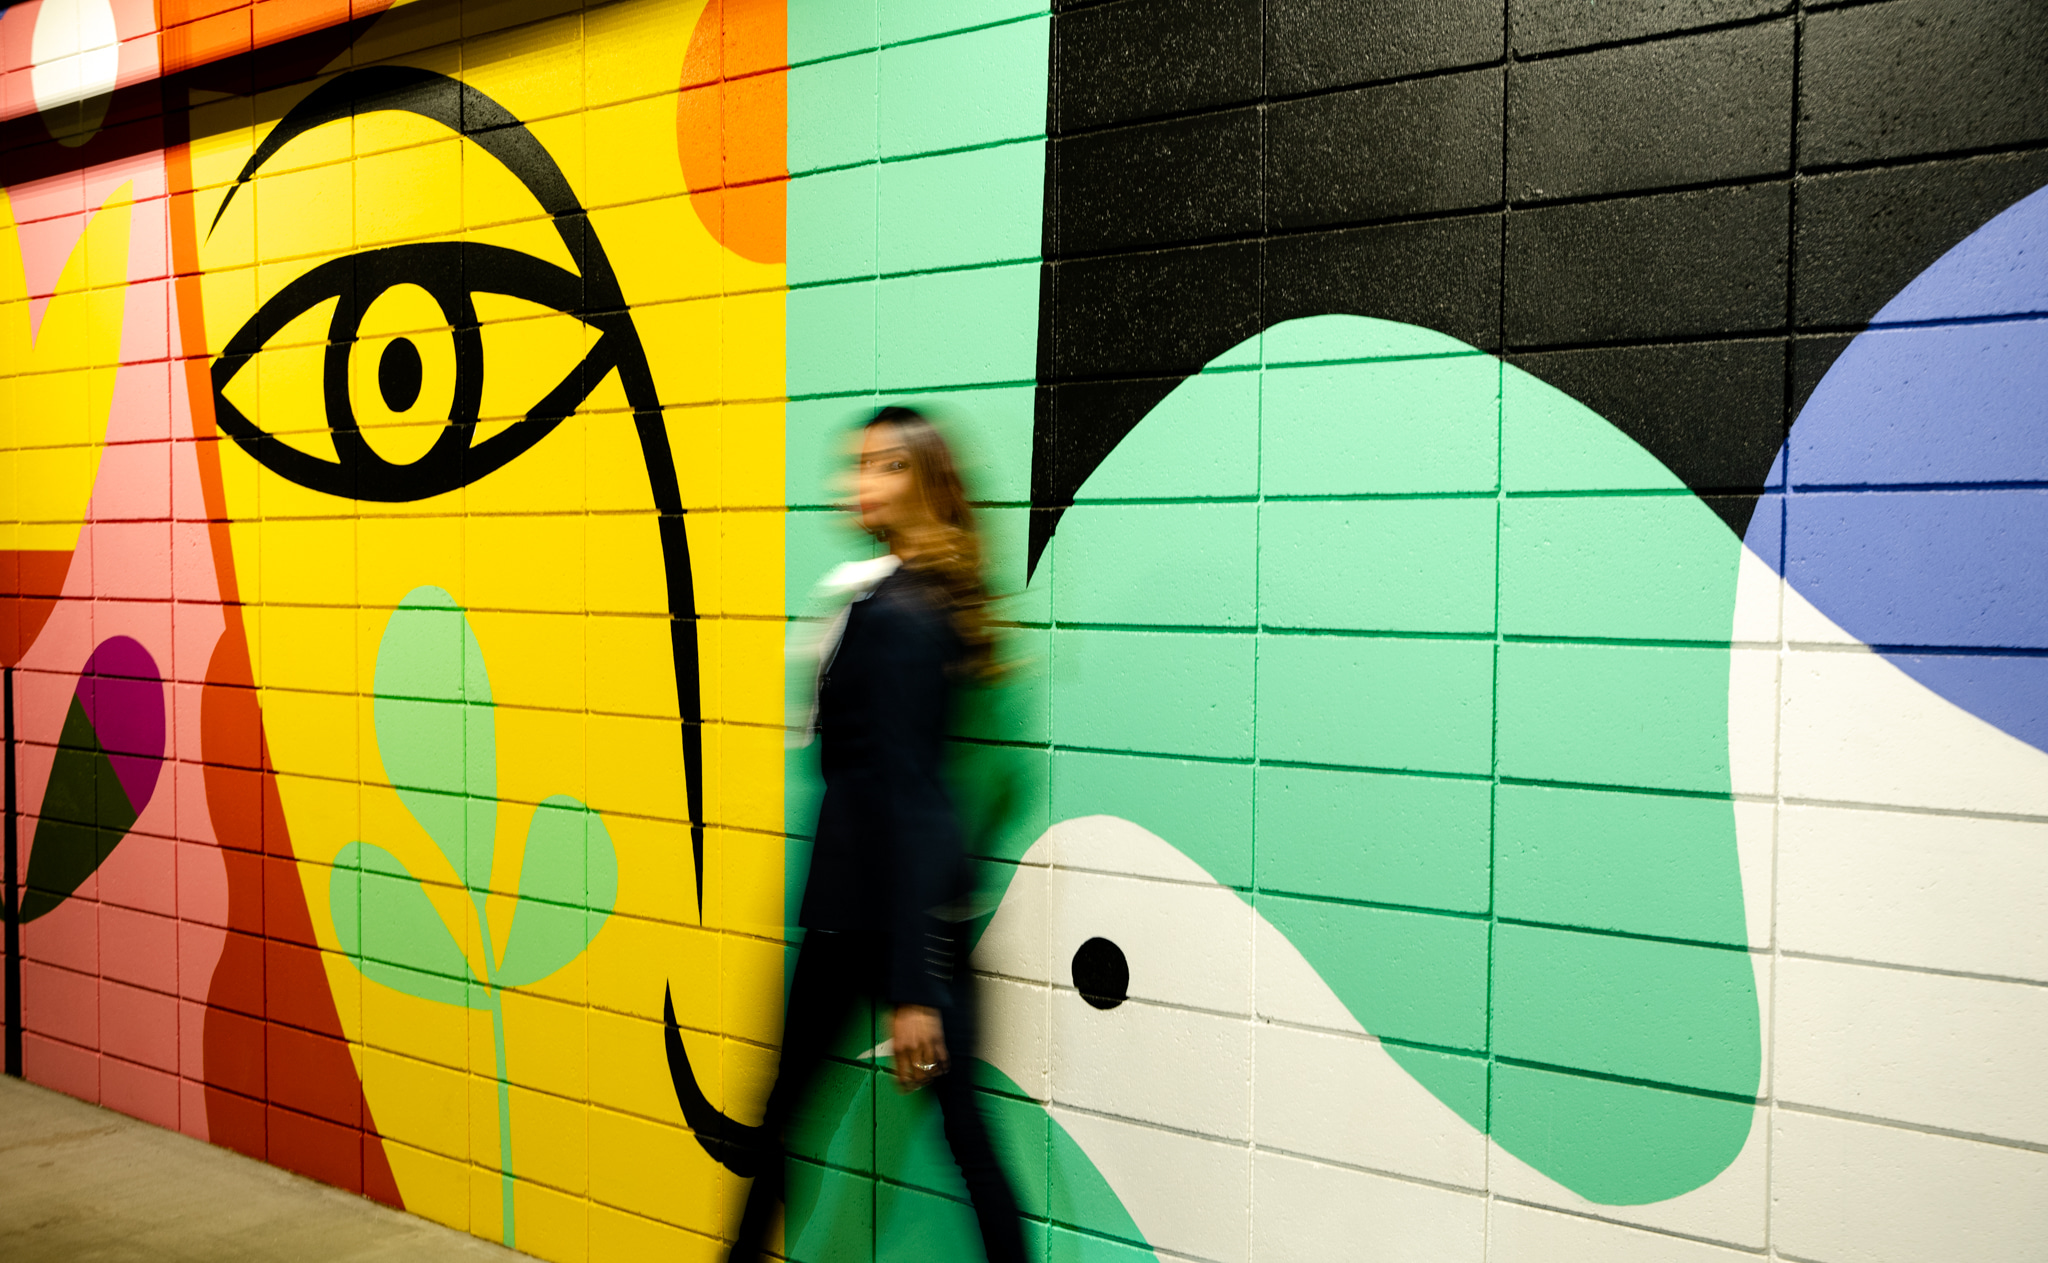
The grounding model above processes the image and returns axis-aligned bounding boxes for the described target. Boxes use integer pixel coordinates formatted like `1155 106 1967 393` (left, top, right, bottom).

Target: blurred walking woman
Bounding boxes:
727 408 1026 1263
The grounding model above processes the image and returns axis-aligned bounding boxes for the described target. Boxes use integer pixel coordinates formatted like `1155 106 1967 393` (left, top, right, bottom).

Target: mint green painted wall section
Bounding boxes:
1051 751 1255 890
784 0 1763 1228
1257 636 1496 774
1260 497 1499 633
1495 784 1748 945
1051 630 1255 760
785 1059 1156 1263
877 142 1043 273
1053 503 1259 627
1045 314 1760 1208
1500 494 1742 639
1490 1062 1752 1207
1260 356 1500 494
1497 642 1733 792
1256 766 1491 912
1263 894 1492 1049
783 8 1067 1259
1074 368 1260 501
877 21 1049 158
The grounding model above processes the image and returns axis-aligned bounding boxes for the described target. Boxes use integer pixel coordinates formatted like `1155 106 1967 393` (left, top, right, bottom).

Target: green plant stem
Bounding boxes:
486 983 513 1249
470 888 515 1251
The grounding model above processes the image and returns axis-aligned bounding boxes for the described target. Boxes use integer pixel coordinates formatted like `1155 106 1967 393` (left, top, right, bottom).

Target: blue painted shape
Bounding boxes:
1785 322 2048 487
1784 490 2048 649
1755 180 2048 753
1880 183 2048 323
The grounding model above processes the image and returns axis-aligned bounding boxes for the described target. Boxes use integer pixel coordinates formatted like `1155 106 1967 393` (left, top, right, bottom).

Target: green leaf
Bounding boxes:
21 699 132 924
331 841 481 1008
493 796 616 989
372 586 497 889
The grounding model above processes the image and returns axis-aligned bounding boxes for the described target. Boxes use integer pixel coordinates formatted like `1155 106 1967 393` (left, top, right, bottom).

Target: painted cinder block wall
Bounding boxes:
2 0 2045 1260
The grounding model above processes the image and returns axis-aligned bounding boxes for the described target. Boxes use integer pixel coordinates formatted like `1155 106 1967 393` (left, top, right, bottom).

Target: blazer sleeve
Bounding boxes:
864 589 962 1009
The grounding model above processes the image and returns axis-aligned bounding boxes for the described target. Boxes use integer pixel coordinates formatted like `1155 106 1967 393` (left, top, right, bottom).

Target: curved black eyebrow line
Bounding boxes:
209 65 616 307
205 66 709 923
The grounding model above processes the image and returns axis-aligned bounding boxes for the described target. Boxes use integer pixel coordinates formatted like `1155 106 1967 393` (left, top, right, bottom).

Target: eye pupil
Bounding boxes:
379 337 424 413
1071 937 1128 1011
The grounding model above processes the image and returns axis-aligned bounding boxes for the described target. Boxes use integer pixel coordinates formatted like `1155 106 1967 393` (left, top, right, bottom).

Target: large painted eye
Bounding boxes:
204 66 657 506
210 238 599 503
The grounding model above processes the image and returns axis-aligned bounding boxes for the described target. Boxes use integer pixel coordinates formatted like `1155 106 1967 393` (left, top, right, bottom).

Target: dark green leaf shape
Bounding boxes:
493 796 616 989
331 840 479 1008
22 698 140 923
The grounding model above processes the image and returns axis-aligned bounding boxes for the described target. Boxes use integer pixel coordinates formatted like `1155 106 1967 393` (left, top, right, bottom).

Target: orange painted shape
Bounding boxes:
252 0 352 49
160 10 251 73
678 0 786 265
722 0 787 77
724 69 786 187
714 180 786 271
677 81 724 194
153 0 390 76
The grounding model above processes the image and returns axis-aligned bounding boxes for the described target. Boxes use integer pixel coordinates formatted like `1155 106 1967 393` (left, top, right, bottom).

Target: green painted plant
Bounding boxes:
330 586 617 1249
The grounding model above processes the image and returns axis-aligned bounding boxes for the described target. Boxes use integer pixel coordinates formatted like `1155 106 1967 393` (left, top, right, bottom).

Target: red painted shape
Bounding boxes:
194 625 403 1206
677 0 786 265
267 1023 362 1128
269 1104 363 1193
0 550 75 666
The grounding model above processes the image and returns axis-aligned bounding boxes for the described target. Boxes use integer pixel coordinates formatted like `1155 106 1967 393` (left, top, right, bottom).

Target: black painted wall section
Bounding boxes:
1029 0 2048 568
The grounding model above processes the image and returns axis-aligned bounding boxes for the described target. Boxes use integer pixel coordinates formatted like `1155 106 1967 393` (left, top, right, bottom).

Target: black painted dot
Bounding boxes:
1071 937 1128 1011
378 336 423 413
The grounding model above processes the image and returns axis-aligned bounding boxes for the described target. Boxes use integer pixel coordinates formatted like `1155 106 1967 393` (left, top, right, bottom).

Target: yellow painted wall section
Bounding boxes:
181 0 785 1253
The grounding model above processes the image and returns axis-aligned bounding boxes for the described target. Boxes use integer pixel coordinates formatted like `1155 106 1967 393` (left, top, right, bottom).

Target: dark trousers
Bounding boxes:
726 929 1027 1263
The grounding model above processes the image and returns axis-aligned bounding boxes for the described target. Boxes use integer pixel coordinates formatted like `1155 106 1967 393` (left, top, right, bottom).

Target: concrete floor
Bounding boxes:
0 1076 532 1262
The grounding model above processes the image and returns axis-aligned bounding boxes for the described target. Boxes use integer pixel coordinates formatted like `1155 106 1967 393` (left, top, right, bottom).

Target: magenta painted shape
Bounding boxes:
77 635 165 814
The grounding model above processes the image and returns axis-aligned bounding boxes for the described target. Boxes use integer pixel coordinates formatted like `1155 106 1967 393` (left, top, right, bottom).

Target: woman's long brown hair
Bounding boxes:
864 406 997 680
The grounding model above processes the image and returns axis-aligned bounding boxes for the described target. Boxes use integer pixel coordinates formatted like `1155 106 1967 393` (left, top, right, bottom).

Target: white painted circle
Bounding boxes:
31 0 120 145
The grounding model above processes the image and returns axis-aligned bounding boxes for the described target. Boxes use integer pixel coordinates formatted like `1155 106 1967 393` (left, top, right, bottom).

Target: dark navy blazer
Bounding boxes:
798 566 968 1009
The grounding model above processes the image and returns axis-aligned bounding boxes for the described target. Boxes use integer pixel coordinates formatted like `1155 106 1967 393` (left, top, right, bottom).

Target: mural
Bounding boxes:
2 0 2045 1260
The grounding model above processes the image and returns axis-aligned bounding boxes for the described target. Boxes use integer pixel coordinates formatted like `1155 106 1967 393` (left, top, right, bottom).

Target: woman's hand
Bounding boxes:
892 1004 948 1092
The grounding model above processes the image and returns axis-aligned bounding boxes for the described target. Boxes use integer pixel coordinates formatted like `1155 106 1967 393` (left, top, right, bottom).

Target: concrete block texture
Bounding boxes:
4 0 2045 1261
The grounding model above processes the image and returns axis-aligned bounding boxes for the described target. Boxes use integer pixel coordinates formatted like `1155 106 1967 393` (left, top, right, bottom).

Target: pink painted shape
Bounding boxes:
79 521 171 602
100 977 177 1070
178 1075 210 1141
96 831 175 916
99 904 176 993
87 144 166 206
171 751 214 843
176 900 228 985
91 595 172 670
89 432 174 525
24 887 96 972
6 175 233 1112
23 961 98 1047
114 36 160 97
120 280 170 361
7 170 84 223
24 1032 100 1103
1 68 31 119
127 202 167 282
0 5 36 73
102 1055 180 1129
16 211 83 332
